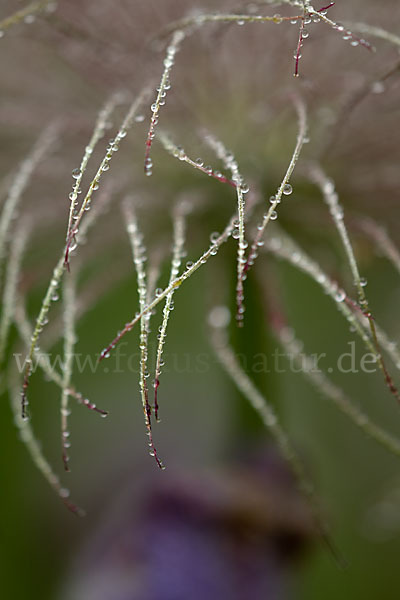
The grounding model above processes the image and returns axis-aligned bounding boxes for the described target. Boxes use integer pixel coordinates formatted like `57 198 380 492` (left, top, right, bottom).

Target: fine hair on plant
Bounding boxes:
1 1 400 566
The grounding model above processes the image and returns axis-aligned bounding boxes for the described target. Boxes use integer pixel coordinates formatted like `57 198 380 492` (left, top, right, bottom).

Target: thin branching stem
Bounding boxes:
308 5 374 51
344 22 400 49
264 228 400 377
65 90 148 264
265 228 376 353
123 201 164 469
21 93 148 417
160 12 301 39
153 203 187 421
144 30 185 176
100 213 239 360
65 95 121 268
14 299 107 413
244 97 307 277
309 165 400 404
293 8 306 77
60 271 76 471
202 132 248 324
158 132 237 188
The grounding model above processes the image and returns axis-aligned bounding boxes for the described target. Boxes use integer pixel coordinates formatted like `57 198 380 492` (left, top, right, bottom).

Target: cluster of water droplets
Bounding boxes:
154 220 184 385
144 30 185 176
332 22 368 48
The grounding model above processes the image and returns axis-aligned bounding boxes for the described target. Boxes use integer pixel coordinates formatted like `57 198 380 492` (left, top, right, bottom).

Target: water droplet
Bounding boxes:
186 261 194 269
72 168 81 179
210 232 219 243
335 290 346 302
360 277 368 287
270 211 278 220
283 184 293 195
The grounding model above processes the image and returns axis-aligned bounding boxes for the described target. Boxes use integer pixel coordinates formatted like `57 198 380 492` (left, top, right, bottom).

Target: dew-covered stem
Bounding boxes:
159 12 302 39
264 228 377 354
310 165 400 404
293 5 306 77
21 254 64 420
265 228 400 392
60 271 76 471
100 212 238 360
158 132 237 188
14 299 107 415
309 5 374 51
23 93 147 417
123 201 164 469
65 95 121 269
202 132 248 325
344 22 400 49
65 91 148 265
144 31 185 176
244 97 307 278
153 204 187 420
